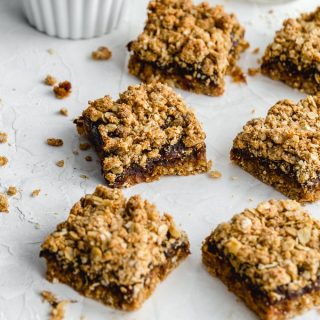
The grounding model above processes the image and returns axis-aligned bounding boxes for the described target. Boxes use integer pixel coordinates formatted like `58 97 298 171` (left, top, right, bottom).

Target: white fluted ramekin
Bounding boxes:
21 0 127 40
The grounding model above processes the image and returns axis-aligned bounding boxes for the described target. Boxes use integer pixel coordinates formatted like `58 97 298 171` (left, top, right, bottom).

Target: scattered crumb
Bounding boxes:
248 67 260 77
230 66 247 84
41 291 68 320
7 186 17 196
53 81 72 99
34 223 41 229
59 108 69 116
248 198 253 202
209 170 222 179
44 75 57 86
47 48 55 55
47 138 64 147
80 174 88 179
0 132 8 143
80 316 87 320
268 9 274 14
257 58 262 64
252 47 260 54
231 176 238 180
207 160 213 170
0 193 9 213
251 108 256 114
92 46 112 60
85 155 92 162
72 150 79 156
56 160 64 167
79 143 91 151
0 156 8 167
31 189 41 197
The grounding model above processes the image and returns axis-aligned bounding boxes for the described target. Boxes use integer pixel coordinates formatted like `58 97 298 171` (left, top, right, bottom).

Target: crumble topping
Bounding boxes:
0 156 8 167
7 186 17 196
76 83 207 184
0 132 8 143
232 96 320 185
47 138 64 147
41 185 188 299
262 7 320 73
59 108 69 116
44 75 57 86
0 193 9 213
210 199 320 302
41 291 68 320
53 81 72 99
92 47 112 60
128 0 248 82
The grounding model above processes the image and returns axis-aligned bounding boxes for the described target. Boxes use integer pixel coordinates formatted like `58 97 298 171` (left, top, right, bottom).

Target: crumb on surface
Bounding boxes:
85 155 92 162
53 81 72 99
41 291 68 320
7 186 17 196
0 156 8 167
59 108 69 116
80 174 88 179
230 66 247 84
56 160 64 168
209 170 222 179
31 189 41 197
92 46 112 60
79 143 91 151
47 48 55 55
47 138 64 147
251 108 256 114
0 132 8 143
0 193 9 213
248 67 260 77
72 150 79 156
252 47 260 54
44 75 57 86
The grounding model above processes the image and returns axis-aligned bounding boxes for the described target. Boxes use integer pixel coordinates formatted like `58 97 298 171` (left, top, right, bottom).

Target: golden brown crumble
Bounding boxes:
44 75 57 86
209 170 222 179
53 81 72 99
31 189 41 197
0 156 8 167
261 7 320 94
207 199 320 303
56 160 64 168
0 193 9 213
75 83 209 186
85 155 92 162
248 67 260 77
252 47 260 54
59 108 69 116
79 143 91 151
7 186 17 196
232 96 320 186
41 291 68 320
230 65 247 84
41 185 189 304
0 132 8 143
47 138 64 147
127 0 248 96
92 47 112 60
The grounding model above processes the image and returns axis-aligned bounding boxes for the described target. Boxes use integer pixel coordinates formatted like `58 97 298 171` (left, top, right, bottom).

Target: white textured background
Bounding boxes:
0 0 319 319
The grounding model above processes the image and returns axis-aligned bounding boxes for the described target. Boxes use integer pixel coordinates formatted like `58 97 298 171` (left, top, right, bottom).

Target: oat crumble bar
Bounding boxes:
261 7 320 94
40 185 190 311
75 83 209 188
231 96 320 202
127 0 248 96
202 199 320 320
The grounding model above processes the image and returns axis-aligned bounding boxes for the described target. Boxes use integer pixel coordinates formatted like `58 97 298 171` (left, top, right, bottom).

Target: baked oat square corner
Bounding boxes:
40 185 190 311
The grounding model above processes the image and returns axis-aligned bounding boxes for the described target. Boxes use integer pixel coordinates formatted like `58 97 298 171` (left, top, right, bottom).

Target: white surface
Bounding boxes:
21 0 127 39
0 0 319 319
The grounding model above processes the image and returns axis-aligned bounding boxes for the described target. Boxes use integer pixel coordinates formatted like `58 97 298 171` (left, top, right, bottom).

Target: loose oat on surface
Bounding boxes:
0 132 8 143
0 156 8 167
53 81 72 99
41 291 68 320
0 193 9 213
47 138 63 147
92 46 112 60
59 108 68 116
127 0 248 96
7 186 17 196
31 189 41 197
56 160 64 167
209 170 222 179
40 185 190 310
75 82 209 187
44 75 57 86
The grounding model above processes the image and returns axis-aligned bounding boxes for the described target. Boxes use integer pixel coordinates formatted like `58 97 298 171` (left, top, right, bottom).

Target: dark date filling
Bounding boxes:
262 58 320 82
41 241 189 307
86 118 206 187
231 148 320 191
206 241 320 306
